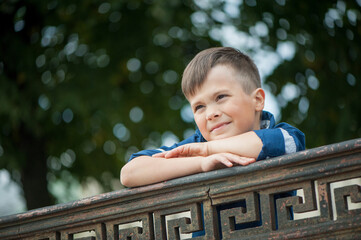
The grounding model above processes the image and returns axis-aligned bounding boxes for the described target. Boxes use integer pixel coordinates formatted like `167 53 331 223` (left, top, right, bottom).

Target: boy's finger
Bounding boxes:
164 148 183 158
164 151 174 158
218 157 233 167
224 154 253 166
237 157 256 165
152 152 167 157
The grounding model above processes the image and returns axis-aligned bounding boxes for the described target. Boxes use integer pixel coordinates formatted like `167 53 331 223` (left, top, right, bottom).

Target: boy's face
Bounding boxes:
188 65 264 141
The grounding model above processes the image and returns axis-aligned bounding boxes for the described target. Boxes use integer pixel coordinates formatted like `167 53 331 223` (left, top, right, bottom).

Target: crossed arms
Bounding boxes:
120 131 262 187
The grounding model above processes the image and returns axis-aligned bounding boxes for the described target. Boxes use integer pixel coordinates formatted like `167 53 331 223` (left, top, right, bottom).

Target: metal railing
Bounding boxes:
1 138 361 239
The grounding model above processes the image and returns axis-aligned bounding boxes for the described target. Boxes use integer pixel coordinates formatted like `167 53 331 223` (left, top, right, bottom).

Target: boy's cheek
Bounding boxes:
194 119 207 133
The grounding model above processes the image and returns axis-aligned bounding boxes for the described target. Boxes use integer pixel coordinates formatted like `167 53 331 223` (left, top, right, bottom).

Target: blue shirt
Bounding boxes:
128 111 305 161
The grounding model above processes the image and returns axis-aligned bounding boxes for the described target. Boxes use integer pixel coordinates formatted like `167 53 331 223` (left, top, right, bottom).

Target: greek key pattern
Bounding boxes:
2 139 361 240
24 178 360 240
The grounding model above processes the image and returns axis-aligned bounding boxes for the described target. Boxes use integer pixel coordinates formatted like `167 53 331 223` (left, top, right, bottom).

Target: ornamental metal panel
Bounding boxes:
0 138 361 239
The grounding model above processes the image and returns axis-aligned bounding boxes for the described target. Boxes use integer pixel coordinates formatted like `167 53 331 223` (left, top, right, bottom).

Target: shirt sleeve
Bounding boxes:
253 122 305 161
128 130 205 161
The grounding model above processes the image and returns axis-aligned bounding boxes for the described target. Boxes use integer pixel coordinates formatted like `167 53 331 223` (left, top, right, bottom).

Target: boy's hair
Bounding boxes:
182 47 261 99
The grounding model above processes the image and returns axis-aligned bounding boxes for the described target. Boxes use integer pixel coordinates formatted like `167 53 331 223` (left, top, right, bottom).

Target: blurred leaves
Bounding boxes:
239 0 361 148
0 0 217 209
1 0 360 210
197 0 361 148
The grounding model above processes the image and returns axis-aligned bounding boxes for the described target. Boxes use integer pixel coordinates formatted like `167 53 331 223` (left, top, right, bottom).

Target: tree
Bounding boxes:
252 1 361 148
1 0 360 211
195 0 361 148
0 0 218 210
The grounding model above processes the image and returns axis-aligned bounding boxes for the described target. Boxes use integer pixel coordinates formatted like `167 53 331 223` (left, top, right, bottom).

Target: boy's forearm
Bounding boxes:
207 131 263 159
120 131 262 187
120 155 203 187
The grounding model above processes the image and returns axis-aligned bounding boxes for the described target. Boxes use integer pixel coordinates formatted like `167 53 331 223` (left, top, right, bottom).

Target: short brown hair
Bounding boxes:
181 47 261 99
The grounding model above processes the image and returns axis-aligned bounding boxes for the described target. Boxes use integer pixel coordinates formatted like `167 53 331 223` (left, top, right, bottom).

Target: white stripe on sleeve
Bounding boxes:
280 128 297 154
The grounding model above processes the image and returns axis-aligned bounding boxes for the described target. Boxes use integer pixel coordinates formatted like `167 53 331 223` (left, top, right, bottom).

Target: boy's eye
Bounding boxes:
216 94 227 101
194 105 204 112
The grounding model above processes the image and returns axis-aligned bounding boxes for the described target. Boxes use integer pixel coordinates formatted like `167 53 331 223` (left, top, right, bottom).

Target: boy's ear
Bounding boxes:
253 88 265 111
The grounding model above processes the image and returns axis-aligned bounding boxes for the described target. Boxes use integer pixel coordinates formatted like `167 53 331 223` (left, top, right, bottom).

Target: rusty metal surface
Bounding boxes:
0 138 361 239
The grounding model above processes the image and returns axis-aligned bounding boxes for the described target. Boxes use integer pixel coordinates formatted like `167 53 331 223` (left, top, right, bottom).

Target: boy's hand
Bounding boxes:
152 142 208 158
201 153 256 172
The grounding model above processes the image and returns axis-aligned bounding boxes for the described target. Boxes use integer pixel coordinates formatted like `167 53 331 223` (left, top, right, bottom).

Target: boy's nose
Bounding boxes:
206 108 220 120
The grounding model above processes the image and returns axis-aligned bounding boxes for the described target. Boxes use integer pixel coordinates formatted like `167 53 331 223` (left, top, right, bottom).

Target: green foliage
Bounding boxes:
0 0 218 209
240 0 361 148
1 0 360 209
197 0 361 148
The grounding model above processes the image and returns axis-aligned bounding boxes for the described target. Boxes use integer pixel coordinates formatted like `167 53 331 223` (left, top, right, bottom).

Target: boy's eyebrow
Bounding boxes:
210 89 231 98
190 89 231 108
190 97 205 109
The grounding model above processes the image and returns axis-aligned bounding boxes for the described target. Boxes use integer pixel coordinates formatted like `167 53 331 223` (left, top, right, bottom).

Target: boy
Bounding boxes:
121 47 305 188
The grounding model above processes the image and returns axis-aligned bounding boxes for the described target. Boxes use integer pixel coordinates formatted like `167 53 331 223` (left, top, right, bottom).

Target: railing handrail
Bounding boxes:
1 138 361 239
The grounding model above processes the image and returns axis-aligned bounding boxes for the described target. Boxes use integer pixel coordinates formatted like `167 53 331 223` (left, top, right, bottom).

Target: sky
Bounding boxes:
0 170 26 216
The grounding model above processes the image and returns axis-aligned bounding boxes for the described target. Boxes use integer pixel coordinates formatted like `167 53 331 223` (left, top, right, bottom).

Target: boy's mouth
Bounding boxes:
210 122 231 132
